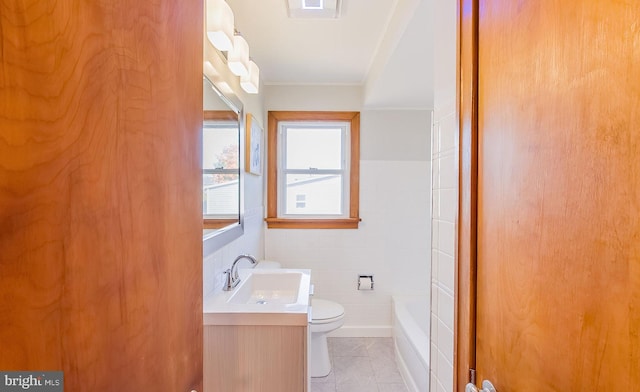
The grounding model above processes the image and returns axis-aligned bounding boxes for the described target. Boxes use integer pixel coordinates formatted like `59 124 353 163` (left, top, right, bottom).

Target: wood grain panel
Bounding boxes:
204 325 307 392
0 0 203 391
455 0 478 389
473 1 640 390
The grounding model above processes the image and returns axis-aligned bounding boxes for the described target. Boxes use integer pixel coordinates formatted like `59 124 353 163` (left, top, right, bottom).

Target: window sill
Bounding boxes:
265 217 361 229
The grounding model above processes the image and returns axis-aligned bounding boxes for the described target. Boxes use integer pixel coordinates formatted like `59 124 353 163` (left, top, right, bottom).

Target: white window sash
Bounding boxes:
277 121 351 218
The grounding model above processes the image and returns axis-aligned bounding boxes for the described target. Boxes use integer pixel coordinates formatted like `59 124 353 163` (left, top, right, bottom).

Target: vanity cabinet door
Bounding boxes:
205 325 307 392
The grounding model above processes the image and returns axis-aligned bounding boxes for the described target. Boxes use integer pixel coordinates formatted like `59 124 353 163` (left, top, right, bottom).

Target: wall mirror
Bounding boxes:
203 75 244 254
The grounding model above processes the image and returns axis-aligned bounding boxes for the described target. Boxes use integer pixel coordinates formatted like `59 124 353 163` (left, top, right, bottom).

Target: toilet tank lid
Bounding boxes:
255 261 282 269
311 298 345 320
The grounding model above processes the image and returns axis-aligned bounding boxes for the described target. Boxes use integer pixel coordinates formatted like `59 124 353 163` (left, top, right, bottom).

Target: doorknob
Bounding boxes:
465 380 496 392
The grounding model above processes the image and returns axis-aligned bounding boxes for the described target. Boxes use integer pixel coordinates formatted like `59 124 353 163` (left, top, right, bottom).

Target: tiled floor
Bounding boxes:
310 337 409 392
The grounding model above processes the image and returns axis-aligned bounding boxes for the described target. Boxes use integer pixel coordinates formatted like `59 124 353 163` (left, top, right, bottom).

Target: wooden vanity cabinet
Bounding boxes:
204 314 308 392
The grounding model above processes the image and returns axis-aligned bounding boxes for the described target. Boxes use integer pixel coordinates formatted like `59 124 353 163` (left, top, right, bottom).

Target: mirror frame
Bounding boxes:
203 75 245 256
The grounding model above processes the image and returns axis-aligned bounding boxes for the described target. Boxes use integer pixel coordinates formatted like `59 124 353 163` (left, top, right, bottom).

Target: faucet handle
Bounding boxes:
223 269 233 291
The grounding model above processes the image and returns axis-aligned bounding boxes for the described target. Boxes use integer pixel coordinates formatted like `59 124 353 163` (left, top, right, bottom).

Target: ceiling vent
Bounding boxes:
287 0 341 18
303 0 323 9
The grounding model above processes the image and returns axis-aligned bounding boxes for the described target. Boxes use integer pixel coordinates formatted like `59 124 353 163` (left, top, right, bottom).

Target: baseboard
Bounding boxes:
327 325 392 338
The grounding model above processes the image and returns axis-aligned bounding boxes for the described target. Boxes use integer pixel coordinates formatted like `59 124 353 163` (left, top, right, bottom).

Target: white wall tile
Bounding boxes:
439 112 457 154
432 187 441 220
439 319 454 365
437 347 454 392
431 249 440 284
266 156 431 331
430 343 439 381
438 220 456 258
431 0 457 387
439 188 457 222
429 371 438 392
438 252 456 295
431 315 439 350
437 288 454 331
203 207 265 300
438 154 457 190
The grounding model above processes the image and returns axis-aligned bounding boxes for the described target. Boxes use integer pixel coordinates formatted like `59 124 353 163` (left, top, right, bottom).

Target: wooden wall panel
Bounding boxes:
0 0 203 391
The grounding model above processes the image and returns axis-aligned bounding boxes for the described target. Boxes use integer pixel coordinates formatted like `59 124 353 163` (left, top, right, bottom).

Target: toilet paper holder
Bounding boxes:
357 275 374 290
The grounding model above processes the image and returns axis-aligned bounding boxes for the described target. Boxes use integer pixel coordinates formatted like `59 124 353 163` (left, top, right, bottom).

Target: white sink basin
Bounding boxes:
227 271 303 305
203 268 311 325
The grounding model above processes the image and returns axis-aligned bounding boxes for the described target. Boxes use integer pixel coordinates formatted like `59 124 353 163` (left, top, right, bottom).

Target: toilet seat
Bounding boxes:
311 299 344 324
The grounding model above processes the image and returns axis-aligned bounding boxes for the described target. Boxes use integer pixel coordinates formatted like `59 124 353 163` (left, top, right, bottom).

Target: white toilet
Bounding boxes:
254 261 345 378
309 298 345 377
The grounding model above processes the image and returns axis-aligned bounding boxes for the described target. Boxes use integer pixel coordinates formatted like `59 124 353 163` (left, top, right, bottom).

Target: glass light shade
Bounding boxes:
240 61 260 94
203 61 217 76
206 0 234 51
227 35 250 76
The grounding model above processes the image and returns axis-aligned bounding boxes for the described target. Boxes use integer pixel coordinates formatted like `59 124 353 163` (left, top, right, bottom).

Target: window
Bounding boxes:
203 110 240 229
266 111 360 229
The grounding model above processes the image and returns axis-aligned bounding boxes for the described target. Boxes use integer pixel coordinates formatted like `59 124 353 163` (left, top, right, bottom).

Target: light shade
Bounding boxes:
240 61 260 94
206 0 234 51
227 35 250 76
203 61 217 77
203 61 233 94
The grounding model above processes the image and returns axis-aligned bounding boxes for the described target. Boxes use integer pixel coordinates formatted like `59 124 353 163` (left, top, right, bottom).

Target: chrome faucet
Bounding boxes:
223 254 258 291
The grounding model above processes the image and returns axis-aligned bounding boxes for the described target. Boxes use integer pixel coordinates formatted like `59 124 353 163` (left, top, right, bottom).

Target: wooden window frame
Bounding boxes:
266 111 361 229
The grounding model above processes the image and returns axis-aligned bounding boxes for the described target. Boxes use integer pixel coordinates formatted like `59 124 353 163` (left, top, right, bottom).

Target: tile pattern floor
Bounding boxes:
310 337 409 392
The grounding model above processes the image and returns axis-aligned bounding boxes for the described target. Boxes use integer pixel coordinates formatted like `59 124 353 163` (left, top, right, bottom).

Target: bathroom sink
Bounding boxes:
203 268 311 325
227 271 303 305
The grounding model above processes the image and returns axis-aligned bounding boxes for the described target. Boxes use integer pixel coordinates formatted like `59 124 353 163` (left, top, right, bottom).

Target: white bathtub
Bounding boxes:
392 295 430 392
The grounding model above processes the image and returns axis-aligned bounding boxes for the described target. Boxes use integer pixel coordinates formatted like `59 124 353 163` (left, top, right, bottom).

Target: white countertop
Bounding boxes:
203 268 311 326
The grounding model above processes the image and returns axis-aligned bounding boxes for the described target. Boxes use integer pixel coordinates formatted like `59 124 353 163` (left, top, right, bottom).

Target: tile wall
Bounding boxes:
264 86 432 337
430 106 457 392
430 0 458 391
265 159 431 336
203 205 265 298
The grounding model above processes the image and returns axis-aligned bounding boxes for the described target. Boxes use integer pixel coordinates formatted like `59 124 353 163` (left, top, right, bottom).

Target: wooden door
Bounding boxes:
459 0 640 390
0 1 203 391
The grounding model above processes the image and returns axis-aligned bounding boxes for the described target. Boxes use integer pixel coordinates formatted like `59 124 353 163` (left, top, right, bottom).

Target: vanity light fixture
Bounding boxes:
227 34 250 77
206 0 234 51
205 0 260 94
240 60 260 94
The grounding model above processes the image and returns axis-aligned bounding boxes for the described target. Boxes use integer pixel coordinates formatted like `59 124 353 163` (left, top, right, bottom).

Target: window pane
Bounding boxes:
285 127 342 170
203 124 239 217
203 174 239 216
285 174 343 215
203 126 238 170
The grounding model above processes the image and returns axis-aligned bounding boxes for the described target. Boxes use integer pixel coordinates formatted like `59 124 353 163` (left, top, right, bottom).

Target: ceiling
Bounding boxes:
225 0 434 109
